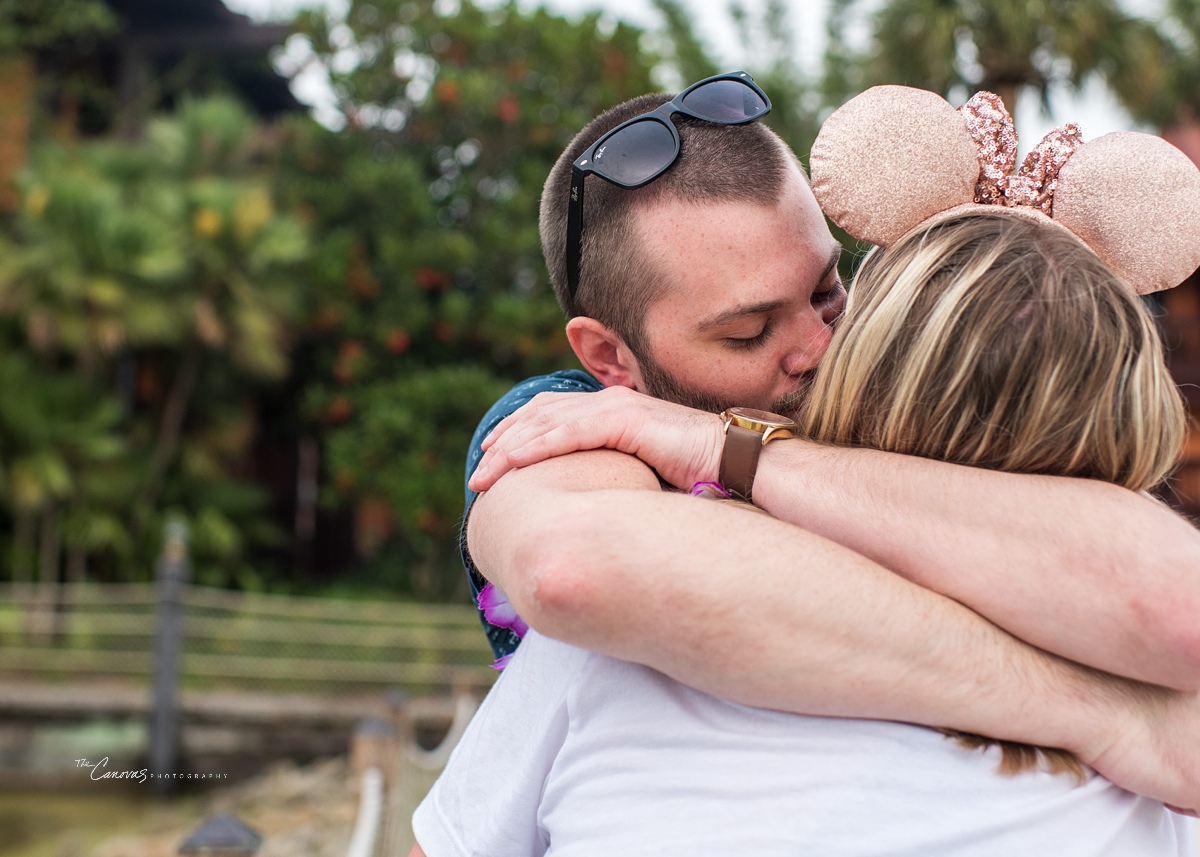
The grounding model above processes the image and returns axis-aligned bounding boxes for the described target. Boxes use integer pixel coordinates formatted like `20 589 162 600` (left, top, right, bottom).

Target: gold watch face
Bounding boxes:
723 406 798 434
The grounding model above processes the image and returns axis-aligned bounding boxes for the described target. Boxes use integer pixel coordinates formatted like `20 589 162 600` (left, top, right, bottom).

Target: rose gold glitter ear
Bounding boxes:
1003 124 1084 216
810 85 978 247
958 92 1017 205
1053 131 1200 295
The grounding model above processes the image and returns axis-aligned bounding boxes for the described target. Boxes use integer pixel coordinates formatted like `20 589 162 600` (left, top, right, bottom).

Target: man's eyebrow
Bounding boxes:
695 245 844 333
696 299 789 333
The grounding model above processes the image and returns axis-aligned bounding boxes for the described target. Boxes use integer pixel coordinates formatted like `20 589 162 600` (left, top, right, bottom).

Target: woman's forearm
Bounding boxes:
753 439 1200 690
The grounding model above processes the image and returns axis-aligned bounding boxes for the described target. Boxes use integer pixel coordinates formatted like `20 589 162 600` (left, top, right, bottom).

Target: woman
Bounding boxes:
411 211 1192 856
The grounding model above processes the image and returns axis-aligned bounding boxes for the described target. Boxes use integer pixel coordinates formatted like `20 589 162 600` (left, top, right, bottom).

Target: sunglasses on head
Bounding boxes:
565 71 772 301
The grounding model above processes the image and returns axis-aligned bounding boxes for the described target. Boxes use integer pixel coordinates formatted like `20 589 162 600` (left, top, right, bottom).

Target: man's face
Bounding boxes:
631 162 845 418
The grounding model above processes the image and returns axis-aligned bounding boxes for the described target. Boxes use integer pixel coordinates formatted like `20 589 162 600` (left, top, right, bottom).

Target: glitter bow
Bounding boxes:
959 92 1084 217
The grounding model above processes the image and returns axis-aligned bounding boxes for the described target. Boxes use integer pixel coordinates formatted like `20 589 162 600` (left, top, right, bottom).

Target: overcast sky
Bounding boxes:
224 0 1151 146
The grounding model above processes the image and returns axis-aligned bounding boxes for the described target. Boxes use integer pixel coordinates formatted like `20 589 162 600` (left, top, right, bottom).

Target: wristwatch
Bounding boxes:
718 407 798 501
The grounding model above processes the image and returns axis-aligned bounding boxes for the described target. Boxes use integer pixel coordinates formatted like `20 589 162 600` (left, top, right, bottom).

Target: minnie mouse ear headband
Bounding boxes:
809 85 1200 295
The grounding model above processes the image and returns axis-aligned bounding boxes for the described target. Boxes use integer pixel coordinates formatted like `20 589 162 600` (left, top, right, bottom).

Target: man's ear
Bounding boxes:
565 317 645 390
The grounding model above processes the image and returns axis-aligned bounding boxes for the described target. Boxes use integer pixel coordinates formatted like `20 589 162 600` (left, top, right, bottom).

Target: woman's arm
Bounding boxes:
752 439 1200 691
471 387 1200 690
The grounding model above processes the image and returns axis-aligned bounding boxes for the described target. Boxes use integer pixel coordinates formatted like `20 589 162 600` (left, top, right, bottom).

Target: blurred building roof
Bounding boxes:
38 0 301 136
107 0 291 52
103 0 299 119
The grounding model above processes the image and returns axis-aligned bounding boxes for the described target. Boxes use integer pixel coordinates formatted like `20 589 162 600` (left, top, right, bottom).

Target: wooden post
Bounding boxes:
380 690 413 857
115 37 150 141
350 717 397 787
0 52 33 212
149 520 189 793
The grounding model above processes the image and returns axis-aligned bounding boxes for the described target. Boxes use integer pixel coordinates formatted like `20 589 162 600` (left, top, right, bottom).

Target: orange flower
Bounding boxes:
435 80 460 105
338 340 366 361
497 96 520 123
415 267 450 291
385 329 411 355
326 396 353 423
193 207 223 238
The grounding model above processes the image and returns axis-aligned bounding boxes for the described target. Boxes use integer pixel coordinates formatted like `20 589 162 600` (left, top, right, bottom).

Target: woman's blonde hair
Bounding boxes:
801 213 1187 778
803 213 1184 493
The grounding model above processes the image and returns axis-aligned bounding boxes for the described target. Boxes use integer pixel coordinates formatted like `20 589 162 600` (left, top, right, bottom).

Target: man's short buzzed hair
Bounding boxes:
539 91 795 358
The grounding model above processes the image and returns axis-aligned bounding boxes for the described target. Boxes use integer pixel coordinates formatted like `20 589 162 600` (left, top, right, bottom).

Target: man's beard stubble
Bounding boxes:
637 354 814 421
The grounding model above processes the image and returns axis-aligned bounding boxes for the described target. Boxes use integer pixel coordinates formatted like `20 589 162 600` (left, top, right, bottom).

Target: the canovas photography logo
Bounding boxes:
75 757 228 783
76 756 148 783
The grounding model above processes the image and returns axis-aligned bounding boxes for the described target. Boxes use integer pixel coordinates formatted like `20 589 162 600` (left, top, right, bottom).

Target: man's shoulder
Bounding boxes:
479 370 604 427
465 370 604 488
461 370 604 660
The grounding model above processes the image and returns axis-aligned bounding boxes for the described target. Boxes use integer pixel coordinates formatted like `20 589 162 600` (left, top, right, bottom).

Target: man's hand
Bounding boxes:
470 386 723 492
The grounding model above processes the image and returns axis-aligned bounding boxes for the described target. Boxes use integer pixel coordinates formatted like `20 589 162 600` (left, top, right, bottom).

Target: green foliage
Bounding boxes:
1121 0 1200 126
281 0 663 595
827 0 1172 121
0 96 306 586
0 0 114 53
652 0 720 84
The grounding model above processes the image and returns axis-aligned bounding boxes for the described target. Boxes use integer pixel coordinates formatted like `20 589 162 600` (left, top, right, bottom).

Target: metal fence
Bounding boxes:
0 581 497 695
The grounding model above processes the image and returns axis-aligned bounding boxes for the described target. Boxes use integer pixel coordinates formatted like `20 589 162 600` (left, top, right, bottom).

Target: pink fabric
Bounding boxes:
478 582 529 639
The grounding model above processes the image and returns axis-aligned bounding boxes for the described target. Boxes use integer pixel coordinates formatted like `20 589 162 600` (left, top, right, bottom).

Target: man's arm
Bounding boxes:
468 452 1200 811
470 387 1200 689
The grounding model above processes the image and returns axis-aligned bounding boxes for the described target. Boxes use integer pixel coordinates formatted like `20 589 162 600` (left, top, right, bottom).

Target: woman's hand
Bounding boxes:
1080 685 1200 816
469 386 725 492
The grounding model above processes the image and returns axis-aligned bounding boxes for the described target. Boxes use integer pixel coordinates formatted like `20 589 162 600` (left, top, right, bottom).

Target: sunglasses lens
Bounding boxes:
591 120 678 186
681 79 768 123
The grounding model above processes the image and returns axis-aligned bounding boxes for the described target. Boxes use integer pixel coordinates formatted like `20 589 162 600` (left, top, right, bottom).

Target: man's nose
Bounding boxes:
781 317 833 376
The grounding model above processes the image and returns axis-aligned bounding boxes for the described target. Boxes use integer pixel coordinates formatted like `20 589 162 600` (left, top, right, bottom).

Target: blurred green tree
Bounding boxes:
824 0 1169 121
278 0 667 597
0 96 306 587
1132 0 1200 126
0 0 115 208
0 0 114 51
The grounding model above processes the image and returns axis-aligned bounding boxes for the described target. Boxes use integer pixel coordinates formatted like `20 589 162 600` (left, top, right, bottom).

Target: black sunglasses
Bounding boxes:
565 71 772 301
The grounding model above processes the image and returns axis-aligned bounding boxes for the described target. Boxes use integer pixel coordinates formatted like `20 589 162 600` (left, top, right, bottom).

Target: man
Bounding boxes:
460 73 1200 810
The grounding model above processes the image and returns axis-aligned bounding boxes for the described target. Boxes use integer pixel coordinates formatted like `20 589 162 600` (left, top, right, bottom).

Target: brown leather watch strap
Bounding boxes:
719 424 764 501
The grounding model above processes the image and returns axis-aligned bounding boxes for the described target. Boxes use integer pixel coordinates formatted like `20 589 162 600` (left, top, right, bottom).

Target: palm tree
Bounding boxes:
1136 0 1200 126
825 0 1169 121
0 96 306 587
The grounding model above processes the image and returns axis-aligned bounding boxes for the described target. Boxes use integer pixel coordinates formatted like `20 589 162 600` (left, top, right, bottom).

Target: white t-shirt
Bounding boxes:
414 632 1195 857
